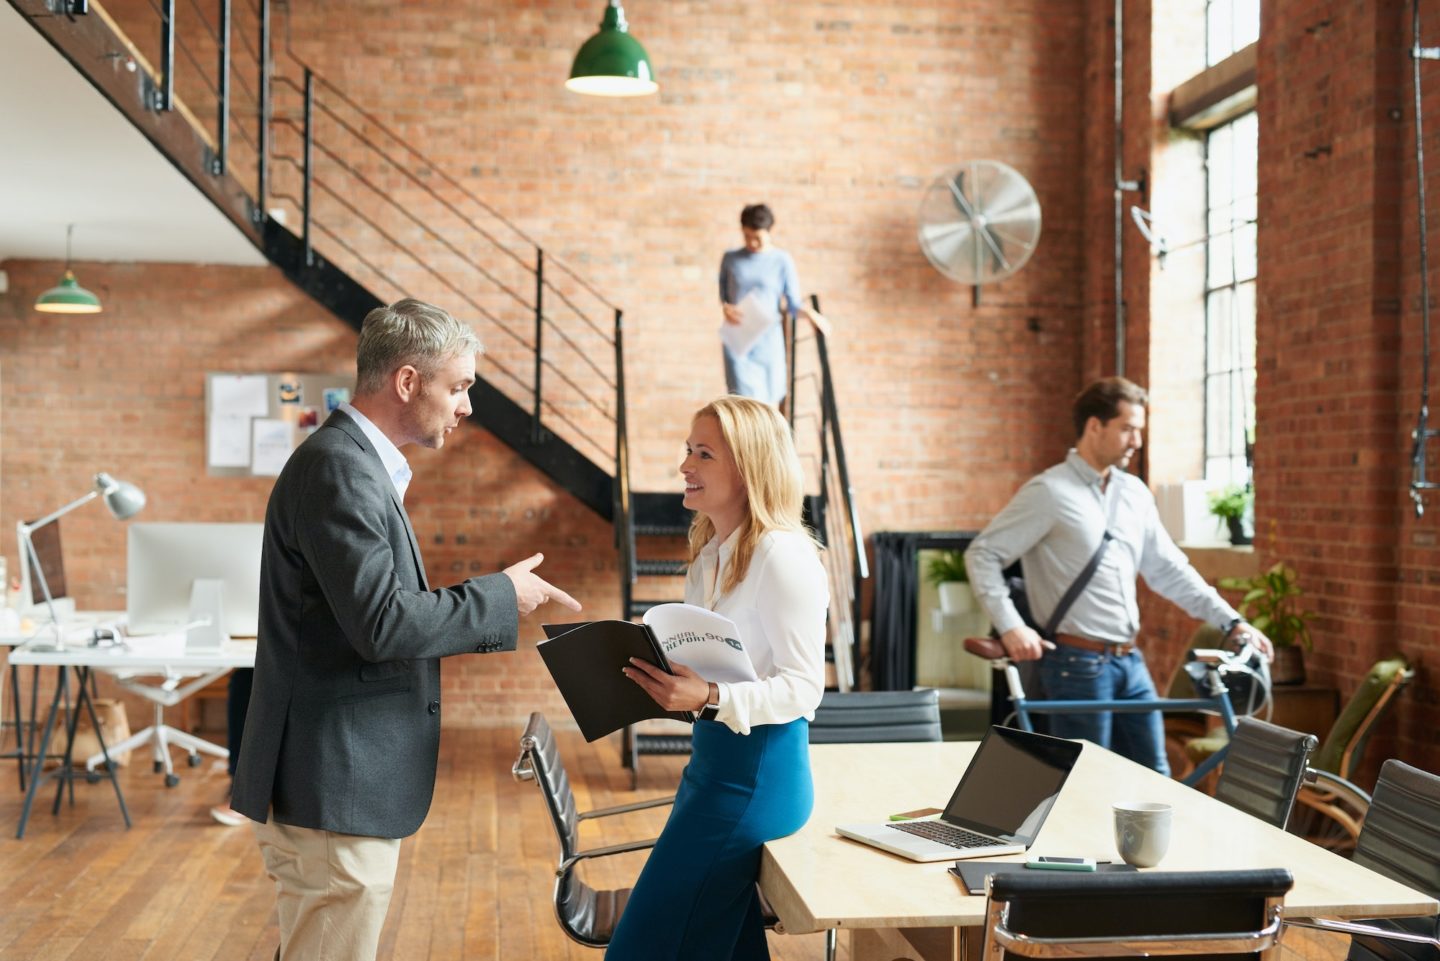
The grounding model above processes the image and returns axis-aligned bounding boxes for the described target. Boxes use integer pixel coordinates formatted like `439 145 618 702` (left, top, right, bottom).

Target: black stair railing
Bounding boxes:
263 51 623 478
19 1 864 669
790 296 867 690
22 0 630 517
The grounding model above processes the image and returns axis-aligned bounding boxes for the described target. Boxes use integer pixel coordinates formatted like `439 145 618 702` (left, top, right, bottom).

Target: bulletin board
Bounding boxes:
205 371 355 477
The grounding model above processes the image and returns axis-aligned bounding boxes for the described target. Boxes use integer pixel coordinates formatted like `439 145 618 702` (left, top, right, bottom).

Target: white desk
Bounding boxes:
760 741 1439 960
8 632 255 838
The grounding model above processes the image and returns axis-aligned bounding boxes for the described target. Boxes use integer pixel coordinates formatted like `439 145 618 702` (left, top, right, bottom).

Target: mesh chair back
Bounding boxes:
1345 759 1440 961
1214 718 1318 829
982 869 1293 961
809 689 942 743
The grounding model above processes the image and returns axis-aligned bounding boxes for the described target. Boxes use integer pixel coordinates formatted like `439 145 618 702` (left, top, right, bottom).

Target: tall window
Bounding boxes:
1206 0 1260 65
1204 110 1258 485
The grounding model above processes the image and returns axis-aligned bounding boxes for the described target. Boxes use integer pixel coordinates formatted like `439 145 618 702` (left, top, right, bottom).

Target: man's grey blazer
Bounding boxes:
231 410 518 838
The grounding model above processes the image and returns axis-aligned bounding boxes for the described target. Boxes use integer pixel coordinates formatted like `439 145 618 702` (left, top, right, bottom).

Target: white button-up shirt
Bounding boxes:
687 528 829 734
965 450 1241 644
339 403 413 503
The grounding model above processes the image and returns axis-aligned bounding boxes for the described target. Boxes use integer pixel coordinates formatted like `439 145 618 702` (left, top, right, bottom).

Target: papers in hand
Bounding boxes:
642 603 758 683
535 605 756 742
720 291 780 358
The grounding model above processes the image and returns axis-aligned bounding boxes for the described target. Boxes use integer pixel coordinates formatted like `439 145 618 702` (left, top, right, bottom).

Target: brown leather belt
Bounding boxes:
1054 633 1136 657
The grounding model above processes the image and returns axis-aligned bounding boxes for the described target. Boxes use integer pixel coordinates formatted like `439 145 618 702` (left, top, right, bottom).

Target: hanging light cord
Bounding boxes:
1410 2 1440 517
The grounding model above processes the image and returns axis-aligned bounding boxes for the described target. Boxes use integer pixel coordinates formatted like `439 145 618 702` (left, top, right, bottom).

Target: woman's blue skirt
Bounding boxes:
606 717 813 961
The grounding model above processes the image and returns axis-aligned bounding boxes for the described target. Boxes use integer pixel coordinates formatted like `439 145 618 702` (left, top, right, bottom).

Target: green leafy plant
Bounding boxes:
1218 562 1314 650
924 549 969 587
1208 484 1254 522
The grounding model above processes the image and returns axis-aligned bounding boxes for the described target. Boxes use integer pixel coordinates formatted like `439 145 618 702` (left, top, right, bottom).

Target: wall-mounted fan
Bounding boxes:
917 160 1042 301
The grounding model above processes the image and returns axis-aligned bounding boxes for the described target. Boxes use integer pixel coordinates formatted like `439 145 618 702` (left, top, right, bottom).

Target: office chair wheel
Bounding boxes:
153 761 164 774
165 773 180 788
187 753 201 768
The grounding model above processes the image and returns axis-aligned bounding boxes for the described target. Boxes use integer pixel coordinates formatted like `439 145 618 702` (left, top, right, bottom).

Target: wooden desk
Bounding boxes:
760 741 1437 959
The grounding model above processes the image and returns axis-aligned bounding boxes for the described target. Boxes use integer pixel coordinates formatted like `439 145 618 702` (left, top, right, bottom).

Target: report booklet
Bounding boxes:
640 604 757 683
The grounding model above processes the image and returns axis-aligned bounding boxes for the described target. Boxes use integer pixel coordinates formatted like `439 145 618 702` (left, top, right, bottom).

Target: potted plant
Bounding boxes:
1219 562 1314 685
1208 484 1254 546
925 549 974 615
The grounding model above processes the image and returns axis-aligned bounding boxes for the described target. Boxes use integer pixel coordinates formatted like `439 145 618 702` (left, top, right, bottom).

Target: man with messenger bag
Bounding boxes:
965 377 1272 774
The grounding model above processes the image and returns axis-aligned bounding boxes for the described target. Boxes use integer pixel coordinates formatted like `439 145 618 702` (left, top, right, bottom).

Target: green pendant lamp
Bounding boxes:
35 224 102 314
566 0 658 97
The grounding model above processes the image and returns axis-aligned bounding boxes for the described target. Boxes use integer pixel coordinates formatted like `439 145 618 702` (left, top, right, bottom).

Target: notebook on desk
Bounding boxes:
835 726 1084 863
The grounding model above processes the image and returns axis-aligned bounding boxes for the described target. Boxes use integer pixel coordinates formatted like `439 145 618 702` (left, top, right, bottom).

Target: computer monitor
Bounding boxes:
126 522 264 638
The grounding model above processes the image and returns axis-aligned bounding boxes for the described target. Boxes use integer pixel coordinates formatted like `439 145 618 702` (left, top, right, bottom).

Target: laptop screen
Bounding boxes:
940 726 1083 845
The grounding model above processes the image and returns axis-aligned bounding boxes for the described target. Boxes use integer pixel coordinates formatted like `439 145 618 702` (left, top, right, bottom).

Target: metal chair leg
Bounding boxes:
826 927 837 961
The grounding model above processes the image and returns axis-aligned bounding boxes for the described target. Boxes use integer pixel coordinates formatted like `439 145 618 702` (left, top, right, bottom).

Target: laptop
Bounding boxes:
835 725 1084 862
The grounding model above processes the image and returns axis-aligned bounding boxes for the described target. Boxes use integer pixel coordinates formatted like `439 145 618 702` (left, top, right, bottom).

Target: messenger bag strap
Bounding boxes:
1040 530 1113 640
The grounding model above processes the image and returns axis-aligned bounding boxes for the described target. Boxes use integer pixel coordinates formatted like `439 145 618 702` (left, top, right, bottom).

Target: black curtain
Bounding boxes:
869 531 976 691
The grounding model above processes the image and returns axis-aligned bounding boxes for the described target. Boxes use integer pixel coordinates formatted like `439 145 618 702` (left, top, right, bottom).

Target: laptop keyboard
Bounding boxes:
887 820 1000 849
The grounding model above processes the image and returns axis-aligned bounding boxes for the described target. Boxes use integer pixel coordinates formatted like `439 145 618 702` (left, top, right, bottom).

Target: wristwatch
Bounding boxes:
1222 616 1247 637
698 683 720 722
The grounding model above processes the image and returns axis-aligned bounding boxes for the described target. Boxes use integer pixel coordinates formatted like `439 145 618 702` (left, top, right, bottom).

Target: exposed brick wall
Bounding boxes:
11 0 1435 784
0 260 608 729
36 0 1121 739
260 0 1093 534
1254 0 1422 785
1133 0 1435 783
1129 0 1439 785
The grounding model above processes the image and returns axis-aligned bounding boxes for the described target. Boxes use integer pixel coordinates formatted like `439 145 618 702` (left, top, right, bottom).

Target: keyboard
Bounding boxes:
887 820 1000 849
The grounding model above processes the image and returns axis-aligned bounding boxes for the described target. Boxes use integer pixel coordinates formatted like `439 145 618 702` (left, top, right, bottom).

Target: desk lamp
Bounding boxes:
16 472 146 640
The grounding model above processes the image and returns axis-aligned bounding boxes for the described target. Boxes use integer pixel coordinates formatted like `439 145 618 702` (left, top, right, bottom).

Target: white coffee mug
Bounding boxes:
1113 800 1172 867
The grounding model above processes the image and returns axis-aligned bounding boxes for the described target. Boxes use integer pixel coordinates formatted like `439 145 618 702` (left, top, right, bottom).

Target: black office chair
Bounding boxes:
1286 759 1440 961
513 712 781 948
513 712 674 946
808 688 942 744
981 868 1293 961
1212 717 1318 830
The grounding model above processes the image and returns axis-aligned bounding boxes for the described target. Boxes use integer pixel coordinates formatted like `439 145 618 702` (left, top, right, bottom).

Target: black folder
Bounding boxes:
538 620 694 741
948 861 1137 895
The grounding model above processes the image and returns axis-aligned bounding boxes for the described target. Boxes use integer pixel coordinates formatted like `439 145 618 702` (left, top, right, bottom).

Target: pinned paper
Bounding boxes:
211 375 268 417
207 414 251 468
250 418 295 476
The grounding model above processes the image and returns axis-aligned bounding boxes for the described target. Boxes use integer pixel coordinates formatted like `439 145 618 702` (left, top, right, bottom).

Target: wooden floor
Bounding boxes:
0 725 1348 961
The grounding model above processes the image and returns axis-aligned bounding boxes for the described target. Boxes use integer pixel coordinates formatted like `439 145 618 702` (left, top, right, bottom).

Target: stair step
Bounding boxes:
635 524 690 537
635 733 694 755
635 559 687 577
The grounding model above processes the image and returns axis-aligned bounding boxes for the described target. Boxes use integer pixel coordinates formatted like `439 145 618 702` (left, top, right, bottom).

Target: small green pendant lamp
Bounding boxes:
566 0 658 97
35 224 102 314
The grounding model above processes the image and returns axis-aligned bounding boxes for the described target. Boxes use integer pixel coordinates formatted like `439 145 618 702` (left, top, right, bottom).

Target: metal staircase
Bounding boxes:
14 0 868 785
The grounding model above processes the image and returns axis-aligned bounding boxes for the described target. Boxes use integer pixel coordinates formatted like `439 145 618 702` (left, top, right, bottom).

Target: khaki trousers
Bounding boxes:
253 818 403 961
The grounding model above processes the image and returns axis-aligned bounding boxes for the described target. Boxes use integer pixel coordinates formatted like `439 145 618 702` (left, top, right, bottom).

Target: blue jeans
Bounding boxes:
1038 644 1170 776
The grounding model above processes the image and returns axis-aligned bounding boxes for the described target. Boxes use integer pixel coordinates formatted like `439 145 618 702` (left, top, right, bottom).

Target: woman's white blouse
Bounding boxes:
685 528 829 734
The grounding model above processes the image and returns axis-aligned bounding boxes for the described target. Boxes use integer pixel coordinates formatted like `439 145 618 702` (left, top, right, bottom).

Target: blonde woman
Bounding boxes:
610 396 829 961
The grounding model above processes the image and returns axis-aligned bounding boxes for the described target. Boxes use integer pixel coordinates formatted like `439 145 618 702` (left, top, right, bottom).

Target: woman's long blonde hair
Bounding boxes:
687 396 812 596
